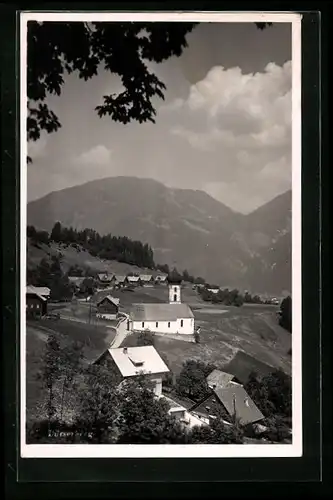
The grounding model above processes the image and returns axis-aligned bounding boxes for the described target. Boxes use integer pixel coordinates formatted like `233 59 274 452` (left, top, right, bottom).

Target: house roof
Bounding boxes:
214 385 264 426
223 350 276 385
114 275 126 282
140 274 153 281
130 303 194 321
97 273 113 282
160 395 186 413
155 274 167 281
26 285 49 300
206 369 235 389
127 276 140 282
97 295 120 307
108 346 169 377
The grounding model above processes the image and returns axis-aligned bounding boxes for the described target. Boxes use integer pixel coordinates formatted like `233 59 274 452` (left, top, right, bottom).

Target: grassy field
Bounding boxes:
118 287 291 377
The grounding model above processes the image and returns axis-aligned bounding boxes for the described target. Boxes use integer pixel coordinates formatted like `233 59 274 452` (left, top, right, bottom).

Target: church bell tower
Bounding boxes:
167 270 182 304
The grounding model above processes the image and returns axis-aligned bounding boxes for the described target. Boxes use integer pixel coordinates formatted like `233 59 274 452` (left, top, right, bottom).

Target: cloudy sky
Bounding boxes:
27 21 291 213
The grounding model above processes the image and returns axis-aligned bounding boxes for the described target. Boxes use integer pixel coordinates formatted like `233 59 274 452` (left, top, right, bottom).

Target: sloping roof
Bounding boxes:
131 303 194 321
114 275 126 282
223 350 276 385
127 276 140 282
26 285 47 301
206 369 235 389
155 274 167 281
109 346 169 377
140 274 153 281
97 295 120 307
214 385 264 426
97 273 113 282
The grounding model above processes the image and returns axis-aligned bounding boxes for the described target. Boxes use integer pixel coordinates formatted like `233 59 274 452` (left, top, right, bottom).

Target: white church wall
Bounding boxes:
132 317 194 335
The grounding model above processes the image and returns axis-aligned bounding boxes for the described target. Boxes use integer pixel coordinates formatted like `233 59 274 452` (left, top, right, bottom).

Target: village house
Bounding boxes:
139 274 154 286
113 275 127 288
159 394 206 428
97 272 114 289
126 275 140 287
96 295 120 320
94 345 169 396
26 286 48 318
189 383 265 430
155 274 168 285
206 369 238 390
130 272 194 335
26 285 51 300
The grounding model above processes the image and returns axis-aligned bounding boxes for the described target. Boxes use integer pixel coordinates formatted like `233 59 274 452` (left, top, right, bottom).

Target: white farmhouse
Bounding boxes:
130 272 195 335
94 345 169 396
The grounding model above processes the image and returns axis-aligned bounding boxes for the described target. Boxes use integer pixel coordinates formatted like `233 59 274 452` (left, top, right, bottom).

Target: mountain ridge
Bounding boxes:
27 176 291 295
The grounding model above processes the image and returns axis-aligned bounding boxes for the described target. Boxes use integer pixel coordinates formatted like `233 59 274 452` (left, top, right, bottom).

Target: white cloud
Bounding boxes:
168 60 292 210
74 144 112 166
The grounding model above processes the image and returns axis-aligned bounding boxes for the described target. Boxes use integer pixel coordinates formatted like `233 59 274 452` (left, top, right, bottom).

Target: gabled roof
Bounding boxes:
206 369 236 389
155 275 167 281
97 273 114 282
140 274 153 281
131 303 194 321
214 385 264 426
114 275 126 282
97 295 120 307
26 285 47 301
108 346 169 377
127 276 140 282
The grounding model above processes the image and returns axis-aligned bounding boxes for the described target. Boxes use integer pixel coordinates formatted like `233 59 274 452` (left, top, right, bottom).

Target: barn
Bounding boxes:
96 295 120 320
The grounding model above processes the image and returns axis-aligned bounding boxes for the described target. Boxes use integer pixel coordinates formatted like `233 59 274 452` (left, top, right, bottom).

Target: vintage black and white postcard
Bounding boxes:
20 11 302 459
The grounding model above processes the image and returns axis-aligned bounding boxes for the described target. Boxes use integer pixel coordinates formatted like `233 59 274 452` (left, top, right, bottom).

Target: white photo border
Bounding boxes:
20 10 302 459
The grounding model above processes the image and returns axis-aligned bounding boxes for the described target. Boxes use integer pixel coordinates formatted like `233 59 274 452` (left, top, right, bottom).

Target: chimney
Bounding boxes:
123 347 128 354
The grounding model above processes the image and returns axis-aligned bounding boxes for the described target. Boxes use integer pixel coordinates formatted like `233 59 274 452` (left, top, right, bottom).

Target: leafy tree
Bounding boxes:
244 370 292 422
27 21 271 162
116 376 187 444
75 364 120 443
279 295 292 332
176 360 216 401
40 334 62 429
27 21 195 152
188 411 244 444
59 341 84 421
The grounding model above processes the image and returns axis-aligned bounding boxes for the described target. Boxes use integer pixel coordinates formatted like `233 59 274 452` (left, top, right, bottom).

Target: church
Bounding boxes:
130 272 195 336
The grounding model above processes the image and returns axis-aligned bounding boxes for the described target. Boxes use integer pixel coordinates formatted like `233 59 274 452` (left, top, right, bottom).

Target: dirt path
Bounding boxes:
110 314 130 348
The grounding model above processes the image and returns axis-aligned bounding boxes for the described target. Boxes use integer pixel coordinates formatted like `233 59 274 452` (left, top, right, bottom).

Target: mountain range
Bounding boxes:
27 177 291 295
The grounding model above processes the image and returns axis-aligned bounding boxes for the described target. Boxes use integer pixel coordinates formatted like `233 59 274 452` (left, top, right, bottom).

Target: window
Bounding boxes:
180 319 183 327
36 304 40 309
156 322 158 328
174 287 177 292
142 322 145 328
168 322 170 328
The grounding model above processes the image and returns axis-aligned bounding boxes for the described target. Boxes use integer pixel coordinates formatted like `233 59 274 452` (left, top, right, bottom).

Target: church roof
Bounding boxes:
130 303 194 321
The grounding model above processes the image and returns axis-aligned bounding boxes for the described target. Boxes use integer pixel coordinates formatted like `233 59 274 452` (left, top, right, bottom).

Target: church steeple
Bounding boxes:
167 269 182 304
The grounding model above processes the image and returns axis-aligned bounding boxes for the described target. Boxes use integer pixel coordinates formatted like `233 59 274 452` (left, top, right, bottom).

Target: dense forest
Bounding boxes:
28 222 155 269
